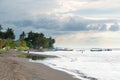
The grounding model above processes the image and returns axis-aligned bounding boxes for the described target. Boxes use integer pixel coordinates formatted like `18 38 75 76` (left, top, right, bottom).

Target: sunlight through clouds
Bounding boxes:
55 31 120 48
51 0 120 14
52 0 87 13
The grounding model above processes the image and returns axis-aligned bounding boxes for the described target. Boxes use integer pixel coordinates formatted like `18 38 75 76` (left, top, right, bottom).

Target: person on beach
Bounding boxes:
80 50 85 53
28 49 29 54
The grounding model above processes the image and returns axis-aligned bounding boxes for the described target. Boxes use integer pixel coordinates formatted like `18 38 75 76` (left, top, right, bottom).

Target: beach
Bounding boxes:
0 51 80 80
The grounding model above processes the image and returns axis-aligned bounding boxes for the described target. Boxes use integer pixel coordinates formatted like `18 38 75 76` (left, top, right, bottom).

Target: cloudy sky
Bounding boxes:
0 0 120 48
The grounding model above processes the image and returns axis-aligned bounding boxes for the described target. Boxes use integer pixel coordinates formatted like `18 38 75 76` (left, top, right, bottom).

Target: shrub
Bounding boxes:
24 47 29 51
5 40 16 49
18 47 29 51
0 49 6 54
4 46 10 51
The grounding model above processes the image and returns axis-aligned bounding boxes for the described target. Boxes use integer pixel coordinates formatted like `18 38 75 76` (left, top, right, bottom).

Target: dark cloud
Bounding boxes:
1 12 119 40
60 17 108 31
34 18 60 30
5 15 119 33
87 24 107 31
6 18 60 30
9 20 34 27
62 18 88 31
109 23 120 31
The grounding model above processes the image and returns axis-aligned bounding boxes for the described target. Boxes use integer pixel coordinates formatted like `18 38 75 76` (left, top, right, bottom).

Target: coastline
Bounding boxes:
0 51 80 80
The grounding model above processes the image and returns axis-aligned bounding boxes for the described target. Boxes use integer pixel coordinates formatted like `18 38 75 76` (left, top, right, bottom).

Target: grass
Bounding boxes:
18 54 27 58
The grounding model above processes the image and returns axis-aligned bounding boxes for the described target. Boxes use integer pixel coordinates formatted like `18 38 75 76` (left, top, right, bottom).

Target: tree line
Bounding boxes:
0 24 55 50
0 25 15 39
20 31 55 49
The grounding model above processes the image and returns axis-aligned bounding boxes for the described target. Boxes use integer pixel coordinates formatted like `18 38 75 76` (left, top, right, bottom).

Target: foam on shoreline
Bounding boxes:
29 50 120 80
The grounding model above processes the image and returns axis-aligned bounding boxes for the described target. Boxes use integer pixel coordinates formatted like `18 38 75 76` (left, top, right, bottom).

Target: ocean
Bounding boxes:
29 49 120 80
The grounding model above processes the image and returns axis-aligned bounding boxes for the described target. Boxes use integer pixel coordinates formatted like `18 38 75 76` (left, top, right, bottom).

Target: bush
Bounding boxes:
5 40 16 49
18 47 24 51
4 46 10 51
18 47 29 51
0 49 6 54
24 47 29 51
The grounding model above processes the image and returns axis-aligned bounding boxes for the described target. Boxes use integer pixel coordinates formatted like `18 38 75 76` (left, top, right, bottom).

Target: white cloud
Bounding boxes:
50 0 120 14
0 0 120 21
82 0 120 9
52 0 87 13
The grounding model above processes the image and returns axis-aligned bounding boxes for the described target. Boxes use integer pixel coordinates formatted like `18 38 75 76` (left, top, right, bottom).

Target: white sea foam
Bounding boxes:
30 49 120 80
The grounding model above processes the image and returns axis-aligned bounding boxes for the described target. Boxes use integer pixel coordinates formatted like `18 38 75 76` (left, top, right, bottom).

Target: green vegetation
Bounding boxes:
0 49 6 54
0 27 15 39
0 24 55 51
17 39 29 51
5 39 16 49
18 47 29 51
23 31 55 50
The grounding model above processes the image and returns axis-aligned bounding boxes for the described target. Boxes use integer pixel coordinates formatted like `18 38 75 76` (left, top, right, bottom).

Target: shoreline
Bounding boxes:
0 51 80 80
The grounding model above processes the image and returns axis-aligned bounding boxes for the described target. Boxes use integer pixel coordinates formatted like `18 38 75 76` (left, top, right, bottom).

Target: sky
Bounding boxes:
0 0 120 48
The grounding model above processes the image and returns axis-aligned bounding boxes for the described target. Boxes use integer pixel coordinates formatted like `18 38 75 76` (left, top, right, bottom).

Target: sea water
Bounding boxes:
30 49 120 80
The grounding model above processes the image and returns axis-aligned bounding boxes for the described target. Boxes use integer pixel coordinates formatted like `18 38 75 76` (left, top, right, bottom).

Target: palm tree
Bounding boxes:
20 31 26 39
